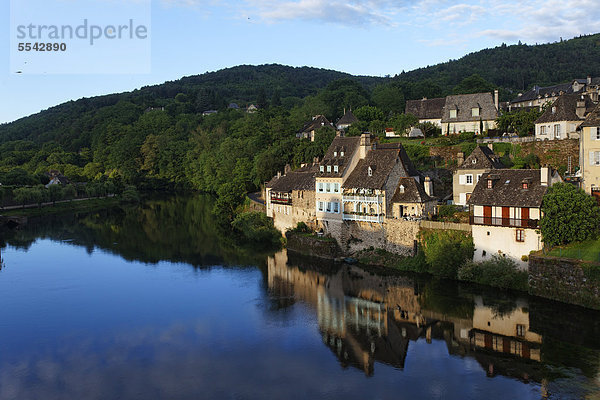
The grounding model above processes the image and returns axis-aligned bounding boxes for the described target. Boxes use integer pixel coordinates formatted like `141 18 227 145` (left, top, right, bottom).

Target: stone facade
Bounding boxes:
338 219 420 256
529 254 600 310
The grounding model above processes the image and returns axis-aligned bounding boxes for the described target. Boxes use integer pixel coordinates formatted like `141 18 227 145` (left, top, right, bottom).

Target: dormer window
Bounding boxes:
333 165 339 173
399 185 405 193
368 166 373 177
333 151 337 157
472 158 477 164
552 106 556 114
449 109 457 118
471 107 480 117
326 165 332 173
320 166 324 173
487 179 493 189
340 151 344 157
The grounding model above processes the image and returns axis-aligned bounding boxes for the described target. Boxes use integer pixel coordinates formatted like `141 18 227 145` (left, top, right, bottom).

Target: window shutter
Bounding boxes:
459 193 466 205
591 151 595 166
593 128 598 141
459 175 466 185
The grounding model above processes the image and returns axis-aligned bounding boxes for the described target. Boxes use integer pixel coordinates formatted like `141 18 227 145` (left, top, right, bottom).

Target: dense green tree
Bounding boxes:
371 84 405 114
354 105 384 122
453 74 496 95
540 183 600 247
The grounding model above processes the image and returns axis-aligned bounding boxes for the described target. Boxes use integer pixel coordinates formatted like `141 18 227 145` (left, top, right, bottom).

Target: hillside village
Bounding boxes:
265 77 600 270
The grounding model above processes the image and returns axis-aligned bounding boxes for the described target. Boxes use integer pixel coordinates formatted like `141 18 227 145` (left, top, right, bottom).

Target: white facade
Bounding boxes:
580 126 600 195
535 121 580 140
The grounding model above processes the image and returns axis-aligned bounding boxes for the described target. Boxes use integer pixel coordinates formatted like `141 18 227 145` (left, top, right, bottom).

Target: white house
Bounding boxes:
534 93 595 140
467 167 562 269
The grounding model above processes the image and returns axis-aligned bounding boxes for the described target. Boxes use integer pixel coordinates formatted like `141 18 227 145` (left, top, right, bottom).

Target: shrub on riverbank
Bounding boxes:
458 255 528 291
420 230 474 279
232 211 283 248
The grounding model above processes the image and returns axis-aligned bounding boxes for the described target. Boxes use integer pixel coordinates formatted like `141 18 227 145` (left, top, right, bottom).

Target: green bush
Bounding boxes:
438 205 461 222
288 221 311 234
421 230 474 279
458 255 528 291
121 185 140 203
231 211 282 248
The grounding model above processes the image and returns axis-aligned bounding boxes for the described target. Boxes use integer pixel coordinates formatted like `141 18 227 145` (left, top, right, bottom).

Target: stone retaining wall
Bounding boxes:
529 254 600 310
286 232 342 260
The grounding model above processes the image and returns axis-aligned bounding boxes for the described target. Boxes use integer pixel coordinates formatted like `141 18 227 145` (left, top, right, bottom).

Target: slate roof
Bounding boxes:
266 165 318 192
441 93 498 123
391 177 435 204
511 82 578 104
336 110 358 127
405 98 445 119
534 94 596 124
299 115 331 134
581 103 600 127
317 136 362 177
344 144 420 190
458 146 504 170
467 169 549 208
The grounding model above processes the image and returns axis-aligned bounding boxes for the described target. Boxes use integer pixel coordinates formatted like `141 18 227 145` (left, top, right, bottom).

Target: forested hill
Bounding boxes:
0 65 385 145
396 33 600 94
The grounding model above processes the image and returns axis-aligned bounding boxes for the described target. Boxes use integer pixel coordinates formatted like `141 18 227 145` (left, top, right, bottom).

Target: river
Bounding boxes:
0 195 598 399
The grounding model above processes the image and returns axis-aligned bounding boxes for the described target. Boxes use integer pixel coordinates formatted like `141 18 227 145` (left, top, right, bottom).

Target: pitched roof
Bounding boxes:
317 136 361 177
391 177 435 203
343 144 419 190
266 165 318 191
534 94 595 124
343 149 402 190
458 146 504 170
336 110 358 126
441 92 498 123
581 103 600 127
376 143 420 177
299 115 331 133
511 82 577 104
405 98 445 119
467 169 549 208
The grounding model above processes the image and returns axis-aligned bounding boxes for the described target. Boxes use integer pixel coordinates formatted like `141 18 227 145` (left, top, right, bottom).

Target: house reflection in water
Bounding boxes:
267 250 546 381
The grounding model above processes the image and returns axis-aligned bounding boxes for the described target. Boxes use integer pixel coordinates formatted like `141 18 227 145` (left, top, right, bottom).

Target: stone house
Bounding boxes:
390 177 436 219
441 91 499 135
265 164 318 233
336 110 358 131
315 135 366 234
534 94 595 140
341 143 421 224
511 77 599 110
579 103 600 199
405 97 445 127
297 115 332 142
467 167 562 268
453 146 504 206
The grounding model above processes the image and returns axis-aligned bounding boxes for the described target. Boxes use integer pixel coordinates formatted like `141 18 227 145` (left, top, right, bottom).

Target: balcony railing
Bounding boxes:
470 216 539 229
343 213 384 223
342 196 382 203
270 196 292 205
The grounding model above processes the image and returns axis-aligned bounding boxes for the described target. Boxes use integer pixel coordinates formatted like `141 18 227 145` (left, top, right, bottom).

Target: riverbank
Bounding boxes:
284 232 600 310
0 197 122 218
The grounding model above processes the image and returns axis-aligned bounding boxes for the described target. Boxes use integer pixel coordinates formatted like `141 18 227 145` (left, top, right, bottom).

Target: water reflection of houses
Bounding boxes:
268 250 545 379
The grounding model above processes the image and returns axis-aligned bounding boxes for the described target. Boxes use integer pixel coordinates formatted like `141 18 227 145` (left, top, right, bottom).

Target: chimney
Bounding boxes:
284 164 291 174
541 166 549 186
457 151 464 166
494 90 499 110
576 96 587 119
588 76 592 85
424 176 434 197
277 171 282 179
359 133 371 159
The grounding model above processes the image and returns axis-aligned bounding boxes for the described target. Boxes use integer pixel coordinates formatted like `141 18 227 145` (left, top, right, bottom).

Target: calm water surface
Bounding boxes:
0 196 599 399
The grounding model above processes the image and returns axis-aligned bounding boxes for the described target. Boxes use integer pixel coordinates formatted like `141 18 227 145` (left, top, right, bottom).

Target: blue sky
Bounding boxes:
1 0 599 124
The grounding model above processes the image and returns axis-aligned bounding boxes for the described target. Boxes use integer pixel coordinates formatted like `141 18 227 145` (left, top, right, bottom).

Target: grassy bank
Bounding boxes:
0 197 122 217
547 238 600 263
